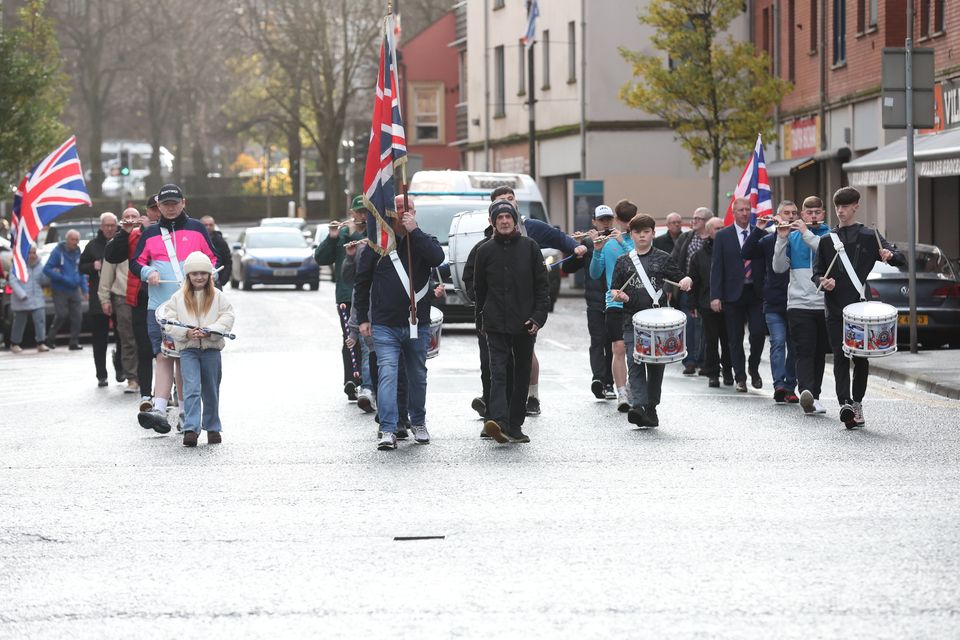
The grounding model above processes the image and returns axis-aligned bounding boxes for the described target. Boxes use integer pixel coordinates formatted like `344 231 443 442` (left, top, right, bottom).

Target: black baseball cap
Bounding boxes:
146 194 159 208
157 184 185 203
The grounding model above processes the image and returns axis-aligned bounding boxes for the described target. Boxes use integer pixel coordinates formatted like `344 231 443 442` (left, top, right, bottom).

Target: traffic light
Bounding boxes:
119 150 130 176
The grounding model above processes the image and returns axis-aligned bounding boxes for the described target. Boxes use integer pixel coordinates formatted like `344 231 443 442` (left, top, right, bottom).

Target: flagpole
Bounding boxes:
388 0 418 336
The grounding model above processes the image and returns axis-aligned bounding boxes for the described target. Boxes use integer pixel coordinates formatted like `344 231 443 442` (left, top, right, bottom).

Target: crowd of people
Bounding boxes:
4 180 904 450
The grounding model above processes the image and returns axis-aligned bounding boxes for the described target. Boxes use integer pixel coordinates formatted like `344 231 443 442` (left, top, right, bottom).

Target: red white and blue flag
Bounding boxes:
723 134 772 226
362 12 407 256
522 0 539 49
9 136 91 282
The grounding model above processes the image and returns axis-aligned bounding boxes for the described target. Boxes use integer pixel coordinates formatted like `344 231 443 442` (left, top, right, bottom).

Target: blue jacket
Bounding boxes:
354 228 445 328
741 226 786 314
588 234 634 309
524 218 579 254
710 224 763 303
43 242 87 294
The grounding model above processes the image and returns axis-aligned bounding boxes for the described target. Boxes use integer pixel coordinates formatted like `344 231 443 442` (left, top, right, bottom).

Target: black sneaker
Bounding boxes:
750 369 763 389
645 405 659 427
343 381 357 401
68 344 83 351
396 420 410 440
682 363 697 375
839 403 856 427
525 396 541 416
44 340 57 350
470 397 487 418
137 409 171 434
735 381 747 393
627 407 648 427
97 378 109 388
603 385 617 400
590 379 605 399
507 431 530 443
722 373 734 386
708 377 720 388
774 387 786 403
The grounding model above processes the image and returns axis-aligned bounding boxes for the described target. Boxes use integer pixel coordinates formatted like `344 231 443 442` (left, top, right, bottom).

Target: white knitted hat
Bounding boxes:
183 251 215 274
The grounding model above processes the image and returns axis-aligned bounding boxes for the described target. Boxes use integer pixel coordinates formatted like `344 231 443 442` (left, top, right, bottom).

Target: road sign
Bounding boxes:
882 48 935 129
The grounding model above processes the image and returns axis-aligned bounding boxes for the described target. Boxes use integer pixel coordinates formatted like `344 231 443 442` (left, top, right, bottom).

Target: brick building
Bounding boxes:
754 0 958 257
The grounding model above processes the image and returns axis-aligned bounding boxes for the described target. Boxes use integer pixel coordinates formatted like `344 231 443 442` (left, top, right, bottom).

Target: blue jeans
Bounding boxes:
372 324 429 433
765 312 796 391
179 348 223 434
360 335 374 392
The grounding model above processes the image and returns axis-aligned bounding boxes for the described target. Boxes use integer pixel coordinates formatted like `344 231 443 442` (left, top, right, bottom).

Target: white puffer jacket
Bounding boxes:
157 287 235 351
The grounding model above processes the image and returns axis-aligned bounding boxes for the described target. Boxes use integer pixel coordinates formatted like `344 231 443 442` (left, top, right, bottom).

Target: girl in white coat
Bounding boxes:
159 252 235 447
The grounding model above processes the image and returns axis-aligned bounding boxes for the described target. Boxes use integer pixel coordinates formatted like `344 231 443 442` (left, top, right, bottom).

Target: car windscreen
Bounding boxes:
414 202 476 244
245 231 307 249
871 248 958 279
45 223 100 245
517 201 547 223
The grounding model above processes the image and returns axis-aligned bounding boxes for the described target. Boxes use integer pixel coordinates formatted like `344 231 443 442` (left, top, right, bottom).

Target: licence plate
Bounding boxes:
898 314 928 326
273 268 297 277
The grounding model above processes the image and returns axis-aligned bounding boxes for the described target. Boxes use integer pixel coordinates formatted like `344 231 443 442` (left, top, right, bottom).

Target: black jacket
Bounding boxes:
209 230 232 288
79 230 108 315
354 228 444 327
610 246 685 322
474 231 550 334
560 237 605 311
813 223 905 315
462 225 494 304
688 238 716 311
741 227 788 315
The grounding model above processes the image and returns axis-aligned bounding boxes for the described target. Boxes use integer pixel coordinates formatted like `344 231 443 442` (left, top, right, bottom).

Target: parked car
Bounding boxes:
867 242 960 348
230 227 319 291
44 220 101 250
260 217 312 241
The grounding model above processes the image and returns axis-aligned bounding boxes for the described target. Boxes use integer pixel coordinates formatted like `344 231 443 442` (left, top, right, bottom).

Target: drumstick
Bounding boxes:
816 253 839 292
874 226 884 252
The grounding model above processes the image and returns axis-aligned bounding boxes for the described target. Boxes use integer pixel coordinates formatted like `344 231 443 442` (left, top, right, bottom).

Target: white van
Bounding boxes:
409 170 561 322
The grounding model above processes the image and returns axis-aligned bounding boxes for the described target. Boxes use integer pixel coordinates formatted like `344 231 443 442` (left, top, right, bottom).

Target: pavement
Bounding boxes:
558 275 960 400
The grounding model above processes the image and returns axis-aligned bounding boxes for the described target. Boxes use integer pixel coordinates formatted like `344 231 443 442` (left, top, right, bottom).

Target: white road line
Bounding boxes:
539 338 572 351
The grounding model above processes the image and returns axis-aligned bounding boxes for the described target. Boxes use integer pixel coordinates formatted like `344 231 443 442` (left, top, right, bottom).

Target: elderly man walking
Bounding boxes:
43 229 87 350
99 208 142 393
81 212 122 386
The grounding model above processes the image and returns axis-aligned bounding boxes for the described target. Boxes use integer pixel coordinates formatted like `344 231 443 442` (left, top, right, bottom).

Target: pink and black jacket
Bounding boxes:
129 211 218 310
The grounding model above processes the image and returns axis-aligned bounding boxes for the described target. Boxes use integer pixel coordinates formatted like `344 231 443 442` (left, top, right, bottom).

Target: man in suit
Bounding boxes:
709 197 766 392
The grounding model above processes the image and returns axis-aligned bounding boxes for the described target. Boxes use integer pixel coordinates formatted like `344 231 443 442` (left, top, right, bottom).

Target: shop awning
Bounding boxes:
844 128 960 185
766 156 815 178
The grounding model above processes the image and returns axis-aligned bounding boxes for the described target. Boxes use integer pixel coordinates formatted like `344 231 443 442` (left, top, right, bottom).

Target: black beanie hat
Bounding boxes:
489 200 518 224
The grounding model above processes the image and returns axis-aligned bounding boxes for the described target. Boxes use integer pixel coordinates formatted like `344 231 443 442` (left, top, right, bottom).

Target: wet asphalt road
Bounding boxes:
1 279 959 639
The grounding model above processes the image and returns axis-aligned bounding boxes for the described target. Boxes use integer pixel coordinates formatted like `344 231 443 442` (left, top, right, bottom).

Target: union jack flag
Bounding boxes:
362 12 407 256
10 136 92 282
723 134 772 226
522 0 539 49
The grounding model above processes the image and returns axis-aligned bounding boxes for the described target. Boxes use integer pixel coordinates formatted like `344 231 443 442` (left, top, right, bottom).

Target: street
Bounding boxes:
1 281 959 639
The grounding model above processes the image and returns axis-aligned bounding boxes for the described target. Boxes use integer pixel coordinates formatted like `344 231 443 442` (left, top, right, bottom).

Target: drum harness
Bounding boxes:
628 250 664 309
829 233 866 302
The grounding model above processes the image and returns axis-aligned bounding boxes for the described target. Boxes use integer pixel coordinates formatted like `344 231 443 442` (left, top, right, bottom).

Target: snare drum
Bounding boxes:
842 301 897 358
427 306 444 359
631 307 687 364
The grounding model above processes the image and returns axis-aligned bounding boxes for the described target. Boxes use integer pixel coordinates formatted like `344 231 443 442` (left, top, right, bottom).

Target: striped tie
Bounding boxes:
742 229 752 282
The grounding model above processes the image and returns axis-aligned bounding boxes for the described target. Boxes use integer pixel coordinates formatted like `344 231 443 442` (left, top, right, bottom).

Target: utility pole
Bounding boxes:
527 41 536 179
905 1 918 353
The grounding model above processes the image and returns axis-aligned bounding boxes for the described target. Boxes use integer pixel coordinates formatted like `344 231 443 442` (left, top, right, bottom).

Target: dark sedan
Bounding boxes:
868 242 959 348
230 227 320 291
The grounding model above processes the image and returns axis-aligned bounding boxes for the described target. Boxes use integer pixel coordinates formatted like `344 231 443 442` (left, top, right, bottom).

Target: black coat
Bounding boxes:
610 247 685 320
79 231 108 315
813 223 905 315
688 238 716 311
474 231 550 334
209 230 232 288
741 227 788 315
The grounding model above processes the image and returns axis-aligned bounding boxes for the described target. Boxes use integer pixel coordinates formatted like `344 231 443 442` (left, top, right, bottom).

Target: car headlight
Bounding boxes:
245 257 263 266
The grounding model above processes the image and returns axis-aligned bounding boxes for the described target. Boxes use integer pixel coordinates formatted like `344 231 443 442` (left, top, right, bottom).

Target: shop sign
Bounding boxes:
922 78 960 134
848 168 906 186
919 158 960 178
783 116 819 159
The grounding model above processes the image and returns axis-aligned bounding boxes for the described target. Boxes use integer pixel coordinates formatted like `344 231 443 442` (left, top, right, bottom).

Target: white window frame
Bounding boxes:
411 82 444 144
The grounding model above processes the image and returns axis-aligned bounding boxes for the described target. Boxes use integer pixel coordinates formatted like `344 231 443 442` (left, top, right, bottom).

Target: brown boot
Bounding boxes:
207 431 222 444
183 431 198 447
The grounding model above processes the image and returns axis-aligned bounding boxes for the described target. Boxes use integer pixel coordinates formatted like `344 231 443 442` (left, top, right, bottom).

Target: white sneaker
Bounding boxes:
124 379 139 394
812 399 826 414
10 345 22 353
616 391 631 413
37 343 50 352
377 432 397 450
412 424 430 444
357 388 377 413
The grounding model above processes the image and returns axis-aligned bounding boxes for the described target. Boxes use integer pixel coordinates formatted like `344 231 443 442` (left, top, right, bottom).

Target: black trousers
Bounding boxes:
587 308 613 385
826 311 869 405
478 330 513 410
723 287 766 381
700 307 732 379
90 312 117 381
337 302 361 385
788 308 829 399
131 304 155 397
486 331 535 436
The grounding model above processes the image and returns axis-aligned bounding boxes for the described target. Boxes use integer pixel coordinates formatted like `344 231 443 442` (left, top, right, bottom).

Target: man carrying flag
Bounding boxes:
354 10 445 452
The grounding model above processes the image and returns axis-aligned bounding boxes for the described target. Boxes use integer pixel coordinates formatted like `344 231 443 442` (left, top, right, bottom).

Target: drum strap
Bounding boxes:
388 250 430 304
829 233 865 300
628 250 663 307
160 227 184 284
